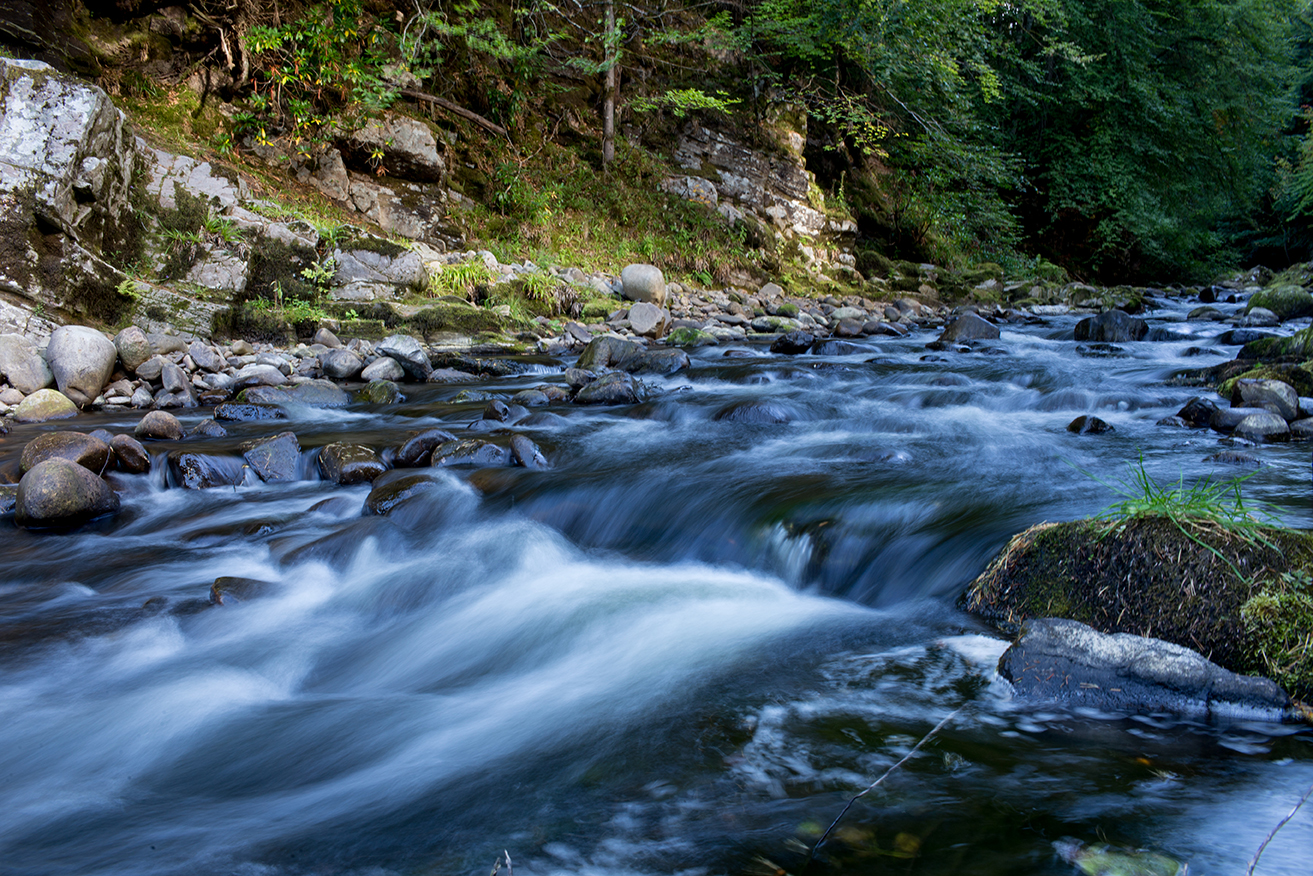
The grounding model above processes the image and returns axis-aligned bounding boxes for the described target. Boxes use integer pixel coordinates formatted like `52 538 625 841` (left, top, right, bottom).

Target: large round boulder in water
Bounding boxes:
135 410 185 440
20 431 111 475
1073 310 1148 343
15 458 120 528
1231 378 1299 422
110 434 151 474
318 443 388 484
14 388 78 424
45 325 117 407
1232 409 1290 443
938 311 1000 343
713 400 796 424
770 330 815 355
242 431 302 483
376 335 431 380
573 371 641 405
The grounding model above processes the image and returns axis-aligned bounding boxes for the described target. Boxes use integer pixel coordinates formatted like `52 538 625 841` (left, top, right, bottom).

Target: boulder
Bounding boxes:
236 380 351 407
187 340 227 374
113 326 153 373
364 472 444 515
134 354 167 382
938 311 1000 342
1246 285 1313 321
1176 396 1218 428
167 451 245 489
1231 378 1299 422
13 388 77 423
626 348 690 375
376 334 431 379
430 439 511 468
232 363 288 389
713 400 796 424
577 336 642 371
1232 410 1290 443
395 428 459 467
341 112 446 181
214 402 287 422
242 431 301 483
45 325 116 407
19 431 110 475
361 356 406 382
1209 406 1263 433
509 434 548 470
1073 310 1148 343
109 434 150 473
770 330 815 355
0 334 54 393
620 264 666 305
15 458 119 528
1066 415 1114 435
666 327 718 347
573 371 641 405
628 302 670 338
160 362 189 394
135 410 184 440
1001 617 1294 721
358 379 402 404
318 442 387 485
320 348 364 379
189 418 228 438
314 327 343 349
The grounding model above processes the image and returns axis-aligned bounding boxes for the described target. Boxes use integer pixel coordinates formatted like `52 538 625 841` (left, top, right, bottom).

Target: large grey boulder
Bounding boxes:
376 334 430 379
242 431 301 483
1000 617 1295 721
45 325 117 407
938 311 1000 342
188 340 227 374
333 246 427 293
1073 310 1148 343
320 348 365 379
0 333 53 393
627 302 670 338
15 458 120 528
19 431 110 475
13 388 77 423
340 113 446 182
361 356 405 382
113 326 153 374
620 264 666 305
1231 378 1299 422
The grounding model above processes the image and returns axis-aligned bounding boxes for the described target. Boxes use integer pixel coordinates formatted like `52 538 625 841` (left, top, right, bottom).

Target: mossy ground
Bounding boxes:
964 517 1313 697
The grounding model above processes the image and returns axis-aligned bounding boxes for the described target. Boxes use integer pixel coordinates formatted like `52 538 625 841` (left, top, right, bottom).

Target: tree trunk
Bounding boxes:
602 0 616 170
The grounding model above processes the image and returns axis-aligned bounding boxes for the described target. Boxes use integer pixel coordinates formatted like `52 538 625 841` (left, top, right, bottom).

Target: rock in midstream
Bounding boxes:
20 432 110 475
15 458 120 528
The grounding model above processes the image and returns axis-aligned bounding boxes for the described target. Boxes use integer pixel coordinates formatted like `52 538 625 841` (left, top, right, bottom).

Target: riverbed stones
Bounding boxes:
1232 410 1290 443
363 472 444 515
666 327 717 347
1066 415 1114 435
0 334 53 393
509 434 548 470
1001 617 1295 720
188 340 226 373
214 402 287 422
361 356 405 382
110 434 150 473
1209 406 1262 433
14 388 78 423
15 458 120 528
573 371 640 405
242 431 301 483
20 431 110 475
770 330 815 355
1176 397 1218 428
135 410 184 440
320 348 365 379
430 438 511 467
628 301 670 338
713 400 796 424
318 442 387 484
376 335 431 379
167 452 245 489
621 264 666 305
358 379 402 404
1231 378 1299 422
161 362 188 394
233 363 288 389
577 336 641 370
45 325 116 407
395 428 458 467
938 311 1000 343
1073 310 1148 343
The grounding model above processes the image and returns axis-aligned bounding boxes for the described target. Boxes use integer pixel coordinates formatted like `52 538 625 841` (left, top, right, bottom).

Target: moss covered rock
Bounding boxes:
1247 285 1313 321
963 517 1313 697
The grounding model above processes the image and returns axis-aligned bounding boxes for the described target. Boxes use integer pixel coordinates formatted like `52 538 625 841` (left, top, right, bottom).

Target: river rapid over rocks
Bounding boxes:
1 294 1311 876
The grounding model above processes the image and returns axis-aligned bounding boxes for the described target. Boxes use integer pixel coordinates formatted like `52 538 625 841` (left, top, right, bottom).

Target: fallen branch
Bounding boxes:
400 89 510 139
1246 781 1313 875
803 705 964 873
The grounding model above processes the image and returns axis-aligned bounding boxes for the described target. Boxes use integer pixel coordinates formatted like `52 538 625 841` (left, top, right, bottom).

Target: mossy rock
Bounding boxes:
337 318 387 340
1216 364 1313 400
1239 326 1313 362
214 302 294 344
776 302 799 318
1247 285 1313 320
962 263 1005 287
401 304 506 339
963 517 1313 695
581 299 615 322
340 234 408 259
1032 257 1068 285
855 248 893 279
1267 262 1313 289
1242 573 1313 699
667 327 717 347
890 276 925 293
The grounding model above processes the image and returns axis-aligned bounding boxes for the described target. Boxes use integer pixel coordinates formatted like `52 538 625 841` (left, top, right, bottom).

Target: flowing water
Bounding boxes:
2 296 1311 876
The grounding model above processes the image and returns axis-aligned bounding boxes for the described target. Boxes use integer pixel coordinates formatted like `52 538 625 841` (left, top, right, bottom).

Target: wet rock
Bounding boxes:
1231 378 1299 421
627 348 690 375
13 388 78 423
0 484 16 516
363 471 444 515
811 339 867 356
209 576 277 606
620 263 666 305
833 318 865 338
135 410 184 440
512 389 550 407
573 371 641 405
770 330 815 355
242 431 301 483
1073 310 1148 343
1067 415 1114 435
237 380 350 407
1242 307 1281 328
1052 839 1187 876
190 418 228 438
167 451 245 489
358 379 402 404
1290 417 1313 440
0 333 54 393
1204 450 1261 466
452 389 494 403
426 367 478 384
109 434 150 473
233 363 288 389
320 348 365 379
1175 396 1218 428
1216 328 1274 345
395 428 459 466
318 442 387 485
713 400 795 424
1209 406 1264 433
430 438 511 467
20 431 110 475
376 334 431 379
1156 415 1189 427
577 336 643 371
45 325 116 407
509 434 548 470
1232 409 1290 443
482 399 511 422
666 327 718 347
15 458 120 528
361 355 405 382
188 340 226 373
214 402 287 422
1001 617 1294 721
938 311 1000 342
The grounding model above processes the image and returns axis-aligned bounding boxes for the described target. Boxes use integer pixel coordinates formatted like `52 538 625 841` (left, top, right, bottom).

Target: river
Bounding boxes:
0 294 1309 875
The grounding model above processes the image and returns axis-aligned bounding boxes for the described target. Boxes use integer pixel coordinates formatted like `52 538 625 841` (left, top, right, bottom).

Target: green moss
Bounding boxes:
1242 572 1313 700
962 263 1005 287
667 327 717 347
776 302 799 318
1216 364 1313 399
1240 326 1313 362
342 234 408 259
581 299 615 321
855 248 893 279
246 236 319 303
1247 285 1313 320
214 302 295 344
403 304 507 338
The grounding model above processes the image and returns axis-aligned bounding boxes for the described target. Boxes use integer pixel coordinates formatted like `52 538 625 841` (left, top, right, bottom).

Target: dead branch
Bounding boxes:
399 89 510 139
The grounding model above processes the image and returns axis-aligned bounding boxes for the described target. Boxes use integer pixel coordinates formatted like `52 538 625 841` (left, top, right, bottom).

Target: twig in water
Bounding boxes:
802 705 964 874
1246 781 1313 875
489 849 513 876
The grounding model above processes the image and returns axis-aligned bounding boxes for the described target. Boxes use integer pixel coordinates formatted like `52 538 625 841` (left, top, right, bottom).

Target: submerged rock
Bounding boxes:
1052 838 1187 876
1074 310 1148 343
167 452 245 489
1067 415 1114 435
1002 617 1294 720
